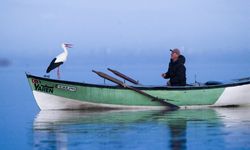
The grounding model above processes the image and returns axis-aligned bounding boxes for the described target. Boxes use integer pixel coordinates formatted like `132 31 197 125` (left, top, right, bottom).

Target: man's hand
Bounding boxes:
161 73 166 78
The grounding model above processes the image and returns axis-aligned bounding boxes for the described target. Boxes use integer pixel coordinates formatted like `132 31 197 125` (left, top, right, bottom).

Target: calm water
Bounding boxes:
1 68 250 150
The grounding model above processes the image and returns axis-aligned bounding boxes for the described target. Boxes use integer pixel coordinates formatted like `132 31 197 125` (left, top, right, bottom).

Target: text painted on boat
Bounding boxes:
32 79 54 94
56 84 77 92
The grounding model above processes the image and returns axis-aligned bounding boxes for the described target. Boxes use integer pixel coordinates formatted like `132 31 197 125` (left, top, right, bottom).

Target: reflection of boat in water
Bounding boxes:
215 108 250 149
26 73 250 110
33 109 219 129
33 108 250 150
32 108 250 150
33 110 166 150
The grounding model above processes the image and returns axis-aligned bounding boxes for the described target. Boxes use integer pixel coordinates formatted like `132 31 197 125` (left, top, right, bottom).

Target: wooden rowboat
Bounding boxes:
26 73 250 110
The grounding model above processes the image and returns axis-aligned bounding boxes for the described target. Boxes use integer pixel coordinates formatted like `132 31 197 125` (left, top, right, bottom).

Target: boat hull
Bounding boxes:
26 74 250 110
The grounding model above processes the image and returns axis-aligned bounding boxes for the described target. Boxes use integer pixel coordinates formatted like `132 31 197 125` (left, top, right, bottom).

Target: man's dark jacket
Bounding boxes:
164 55 186 86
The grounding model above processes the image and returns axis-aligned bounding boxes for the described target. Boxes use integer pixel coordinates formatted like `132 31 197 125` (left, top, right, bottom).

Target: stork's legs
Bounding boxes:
57 66 60 79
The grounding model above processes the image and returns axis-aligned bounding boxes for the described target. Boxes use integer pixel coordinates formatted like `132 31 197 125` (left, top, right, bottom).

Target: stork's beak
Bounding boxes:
64 44 73 48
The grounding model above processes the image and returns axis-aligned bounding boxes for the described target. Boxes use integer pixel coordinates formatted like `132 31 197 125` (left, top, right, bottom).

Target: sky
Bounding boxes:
0 0 250 83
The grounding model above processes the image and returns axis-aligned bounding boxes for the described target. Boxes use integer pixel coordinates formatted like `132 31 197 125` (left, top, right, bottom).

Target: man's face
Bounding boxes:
171 52 179 61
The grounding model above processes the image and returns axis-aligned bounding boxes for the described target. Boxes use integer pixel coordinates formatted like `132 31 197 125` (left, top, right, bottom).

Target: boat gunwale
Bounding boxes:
26 73 250 91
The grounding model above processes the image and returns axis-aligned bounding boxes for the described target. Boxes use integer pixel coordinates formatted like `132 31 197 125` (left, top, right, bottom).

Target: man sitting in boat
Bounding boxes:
161 48 186 86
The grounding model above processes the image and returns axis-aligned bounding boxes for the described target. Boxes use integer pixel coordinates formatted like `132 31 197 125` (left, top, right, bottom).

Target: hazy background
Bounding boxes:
1 0 250 84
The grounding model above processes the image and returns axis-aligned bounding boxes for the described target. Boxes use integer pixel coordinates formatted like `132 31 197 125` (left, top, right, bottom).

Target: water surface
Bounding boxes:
32 108 250 150
1 68 250 150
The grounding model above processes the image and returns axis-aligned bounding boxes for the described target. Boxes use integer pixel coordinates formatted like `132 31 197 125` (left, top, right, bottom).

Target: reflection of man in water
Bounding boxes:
162 49 186 86
168 120 187 150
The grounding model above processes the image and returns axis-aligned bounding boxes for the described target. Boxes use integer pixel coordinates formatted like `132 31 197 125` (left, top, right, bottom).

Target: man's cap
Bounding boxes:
170 48 181 55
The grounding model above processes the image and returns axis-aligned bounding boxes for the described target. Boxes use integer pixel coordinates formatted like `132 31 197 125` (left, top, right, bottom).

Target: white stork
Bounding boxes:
46 43 72 79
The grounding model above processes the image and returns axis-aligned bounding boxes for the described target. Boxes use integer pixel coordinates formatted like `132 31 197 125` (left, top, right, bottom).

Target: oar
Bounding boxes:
107 68 139 85
92 70 179 110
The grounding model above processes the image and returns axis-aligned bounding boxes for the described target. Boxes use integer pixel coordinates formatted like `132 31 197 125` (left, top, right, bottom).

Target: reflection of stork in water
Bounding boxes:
46 43 72 79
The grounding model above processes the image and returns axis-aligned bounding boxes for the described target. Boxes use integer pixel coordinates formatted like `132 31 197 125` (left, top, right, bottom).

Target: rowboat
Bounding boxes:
26 72 250 110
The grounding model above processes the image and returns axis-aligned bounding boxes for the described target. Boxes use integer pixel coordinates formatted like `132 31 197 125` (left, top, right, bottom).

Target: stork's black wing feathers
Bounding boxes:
46 58 64 73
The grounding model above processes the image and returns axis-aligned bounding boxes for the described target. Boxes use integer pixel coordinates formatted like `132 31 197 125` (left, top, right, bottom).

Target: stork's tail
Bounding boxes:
46 58 63 73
